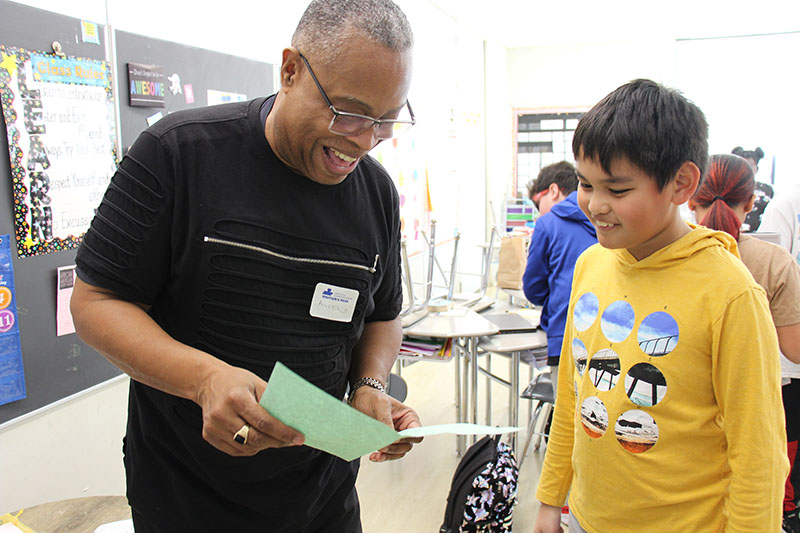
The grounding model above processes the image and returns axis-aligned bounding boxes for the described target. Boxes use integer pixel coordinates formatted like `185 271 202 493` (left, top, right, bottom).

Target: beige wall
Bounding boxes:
0 376 128 512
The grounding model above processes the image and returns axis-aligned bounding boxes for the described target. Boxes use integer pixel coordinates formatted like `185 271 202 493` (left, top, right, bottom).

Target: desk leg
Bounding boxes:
510 351 520 454
454 340 464 456
461 339 470 450
485 352 492 426
470 336 479 445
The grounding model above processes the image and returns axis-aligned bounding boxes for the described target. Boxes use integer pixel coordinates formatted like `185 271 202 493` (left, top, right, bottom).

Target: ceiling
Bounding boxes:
428 0 800 48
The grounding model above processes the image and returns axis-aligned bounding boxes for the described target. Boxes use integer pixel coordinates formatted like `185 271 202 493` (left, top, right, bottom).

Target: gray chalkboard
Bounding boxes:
0 0 273 424
114 30 273 151
0 0 120 425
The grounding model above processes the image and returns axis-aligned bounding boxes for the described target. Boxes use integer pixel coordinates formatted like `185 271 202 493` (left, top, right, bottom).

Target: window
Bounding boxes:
514 110 585 198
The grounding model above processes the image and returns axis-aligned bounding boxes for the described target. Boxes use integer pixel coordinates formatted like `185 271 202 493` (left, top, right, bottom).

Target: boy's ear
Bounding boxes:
671 161 701 205
549 183 565 201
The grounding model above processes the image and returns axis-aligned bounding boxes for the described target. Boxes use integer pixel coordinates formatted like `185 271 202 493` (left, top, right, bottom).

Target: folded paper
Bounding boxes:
259 362 519 461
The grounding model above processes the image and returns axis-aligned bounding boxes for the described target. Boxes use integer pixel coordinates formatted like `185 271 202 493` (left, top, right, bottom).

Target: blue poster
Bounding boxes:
0 234 25 406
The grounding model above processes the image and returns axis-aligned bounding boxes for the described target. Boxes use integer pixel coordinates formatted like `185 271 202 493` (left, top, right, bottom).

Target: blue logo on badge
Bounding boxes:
323 288 333 296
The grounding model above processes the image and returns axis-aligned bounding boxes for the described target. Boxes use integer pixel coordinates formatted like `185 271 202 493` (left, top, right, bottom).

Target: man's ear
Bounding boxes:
279 47 302 93
672 161 701 205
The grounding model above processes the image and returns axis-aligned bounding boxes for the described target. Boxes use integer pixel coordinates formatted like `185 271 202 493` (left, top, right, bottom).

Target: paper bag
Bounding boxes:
496 235 526 289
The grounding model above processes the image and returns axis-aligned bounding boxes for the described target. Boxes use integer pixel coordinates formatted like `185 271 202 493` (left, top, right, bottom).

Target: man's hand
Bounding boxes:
195 364 305 457
533 503 564 533
350 385 423 462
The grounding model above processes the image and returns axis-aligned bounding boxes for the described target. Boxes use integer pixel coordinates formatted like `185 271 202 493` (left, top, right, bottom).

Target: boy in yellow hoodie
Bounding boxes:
533 79 788 533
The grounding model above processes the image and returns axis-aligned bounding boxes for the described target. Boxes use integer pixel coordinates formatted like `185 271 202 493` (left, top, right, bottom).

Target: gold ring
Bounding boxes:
233 424 249 445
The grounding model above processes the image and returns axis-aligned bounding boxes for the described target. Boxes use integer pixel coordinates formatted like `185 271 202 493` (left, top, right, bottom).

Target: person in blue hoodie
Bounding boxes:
523 161 597 394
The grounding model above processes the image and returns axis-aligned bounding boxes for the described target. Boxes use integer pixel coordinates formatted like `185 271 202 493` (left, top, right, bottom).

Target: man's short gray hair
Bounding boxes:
292 0 413 62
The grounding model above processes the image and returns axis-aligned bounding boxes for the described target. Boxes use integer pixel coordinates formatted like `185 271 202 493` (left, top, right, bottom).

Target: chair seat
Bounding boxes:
521 374 554 403
387 373 408 403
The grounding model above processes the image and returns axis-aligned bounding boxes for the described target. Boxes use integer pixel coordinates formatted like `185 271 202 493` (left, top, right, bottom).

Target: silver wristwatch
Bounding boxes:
347 376 386 406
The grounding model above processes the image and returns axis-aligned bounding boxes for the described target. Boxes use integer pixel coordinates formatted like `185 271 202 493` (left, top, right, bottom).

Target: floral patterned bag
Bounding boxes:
440 435 518 532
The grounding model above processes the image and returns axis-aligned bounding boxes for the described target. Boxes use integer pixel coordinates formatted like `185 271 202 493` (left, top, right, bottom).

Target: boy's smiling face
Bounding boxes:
576 155 697 261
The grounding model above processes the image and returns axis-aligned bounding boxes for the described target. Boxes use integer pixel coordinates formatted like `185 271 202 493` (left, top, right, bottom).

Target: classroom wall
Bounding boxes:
506 33 800 190
0 376 129 512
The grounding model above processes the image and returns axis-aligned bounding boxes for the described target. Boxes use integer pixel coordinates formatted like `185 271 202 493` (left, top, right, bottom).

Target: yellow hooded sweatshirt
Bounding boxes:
536 225 789 532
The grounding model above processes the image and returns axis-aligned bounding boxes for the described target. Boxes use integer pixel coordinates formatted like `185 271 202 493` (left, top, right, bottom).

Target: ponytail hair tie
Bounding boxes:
712 195 726 203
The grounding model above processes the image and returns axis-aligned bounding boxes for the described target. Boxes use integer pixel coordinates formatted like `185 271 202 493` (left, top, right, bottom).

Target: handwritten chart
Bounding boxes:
0 46 116 257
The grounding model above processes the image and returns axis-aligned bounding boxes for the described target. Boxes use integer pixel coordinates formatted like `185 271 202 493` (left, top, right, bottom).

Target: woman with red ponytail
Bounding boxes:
690 153 800 533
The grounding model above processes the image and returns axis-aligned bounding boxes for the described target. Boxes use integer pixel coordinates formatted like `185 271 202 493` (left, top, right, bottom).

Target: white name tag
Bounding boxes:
309 283 359 323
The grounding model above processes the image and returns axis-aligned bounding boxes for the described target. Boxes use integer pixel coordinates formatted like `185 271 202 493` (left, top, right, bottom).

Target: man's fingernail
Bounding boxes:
292 437 305 445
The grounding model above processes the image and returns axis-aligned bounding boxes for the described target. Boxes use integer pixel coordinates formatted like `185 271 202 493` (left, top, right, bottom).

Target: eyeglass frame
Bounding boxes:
297 51 415 140
530 189 548 210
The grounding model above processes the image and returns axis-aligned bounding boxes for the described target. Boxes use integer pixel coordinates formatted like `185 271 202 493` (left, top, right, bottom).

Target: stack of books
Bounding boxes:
399 337 453 362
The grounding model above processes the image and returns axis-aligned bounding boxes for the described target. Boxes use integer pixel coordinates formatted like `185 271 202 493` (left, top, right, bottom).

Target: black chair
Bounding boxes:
387 372 408 403
519 371 554 467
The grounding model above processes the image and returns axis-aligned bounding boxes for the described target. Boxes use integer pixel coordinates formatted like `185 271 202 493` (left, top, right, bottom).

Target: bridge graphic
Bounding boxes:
638 334 678 356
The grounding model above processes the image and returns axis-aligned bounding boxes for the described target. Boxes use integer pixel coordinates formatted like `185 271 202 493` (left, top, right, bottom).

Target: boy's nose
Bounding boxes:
587 194 609 216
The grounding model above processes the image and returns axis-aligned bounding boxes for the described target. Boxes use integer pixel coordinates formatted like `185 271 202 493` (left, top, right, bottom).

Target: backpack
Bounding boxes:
440 434 518 532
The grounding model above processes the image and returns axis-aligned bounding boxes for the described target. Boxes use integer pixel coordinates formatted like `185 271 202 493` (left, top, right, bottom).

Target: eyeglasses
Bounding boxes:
531 189 548 210
298 52 415 140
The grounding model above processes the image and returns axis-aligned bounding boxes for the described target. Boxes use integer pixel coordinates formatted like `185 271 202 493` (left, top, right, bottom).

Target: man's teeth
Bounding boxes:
596 221 614 228
331 148 356 163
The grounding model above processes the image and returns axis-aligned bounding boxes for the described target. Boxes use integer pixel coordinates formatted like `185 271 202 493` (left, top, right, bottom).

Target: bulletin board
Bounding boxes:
0 0 273 425
0 0 120 424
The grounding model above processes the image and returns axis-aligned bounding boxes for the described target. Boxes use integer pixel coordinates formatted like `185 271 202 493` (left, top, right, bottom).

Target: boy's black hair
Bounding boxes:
572 79 708 191
527 161 578 200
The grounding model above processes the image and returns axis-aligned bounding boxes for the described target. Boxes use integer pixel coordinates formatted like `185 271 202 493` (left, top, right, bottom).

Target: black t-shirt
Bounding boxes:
76 96 401 529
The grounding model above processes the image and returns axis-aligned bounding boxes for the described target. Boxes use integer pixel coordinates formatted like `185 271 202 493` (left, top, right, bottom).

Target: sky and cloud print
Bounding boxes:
637 312 679 357
574 292 599 331
601 300 635 343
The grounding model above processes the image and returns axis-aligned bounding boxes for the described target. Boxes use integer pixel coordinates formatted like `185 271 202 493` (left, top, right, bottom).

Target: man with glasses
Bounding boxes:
523 161 596 396
70 0 420 531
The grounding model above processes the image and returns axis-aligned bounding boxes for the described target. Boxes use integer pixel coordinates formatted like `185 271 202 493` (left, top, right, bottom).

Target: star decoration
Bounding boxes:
0 52 18 77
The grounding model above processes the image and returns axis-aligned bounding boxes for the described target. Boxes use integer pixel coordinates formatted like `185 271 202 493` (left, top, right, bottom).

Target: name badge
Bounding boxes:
309 283 359 323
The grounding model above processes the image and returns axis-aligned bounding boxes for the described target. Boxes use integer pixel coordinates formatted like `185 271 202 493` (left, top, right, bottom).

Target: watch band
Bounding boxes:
347 376 386 406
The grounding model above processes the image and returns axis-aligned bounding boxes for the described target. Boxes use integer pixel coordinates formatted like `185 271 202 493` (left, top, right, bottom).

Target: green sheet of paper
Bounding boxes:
259 362 520 461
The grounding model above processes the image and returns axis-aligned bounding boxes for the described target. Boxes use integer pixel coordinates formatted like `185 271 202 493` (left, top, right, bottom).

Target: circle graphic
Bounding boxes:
638 312 679 357
574 292 599 332
0 286 11 310
0 309 15 333
615 409 659 453
580 395 608 438
601 300 635 343
588 348 621 391
625 363 667 406
572 337 588 377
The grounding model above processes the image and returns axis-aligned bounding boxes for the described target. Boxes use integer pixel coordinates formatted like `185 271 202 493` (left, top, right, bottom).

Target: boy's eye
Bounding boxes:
610 188 631 195
579 182 592 190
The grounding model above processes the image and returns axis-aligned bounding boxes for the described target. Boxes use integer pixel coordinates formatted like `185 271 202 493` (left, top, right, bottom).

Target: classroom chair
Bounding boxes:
518 370 554 467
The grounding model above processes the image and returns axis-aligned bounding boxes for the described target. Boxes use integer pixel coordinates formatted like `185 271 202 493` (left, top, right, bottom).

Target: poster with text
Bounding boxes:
0 46 117 257
0 234 25 406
